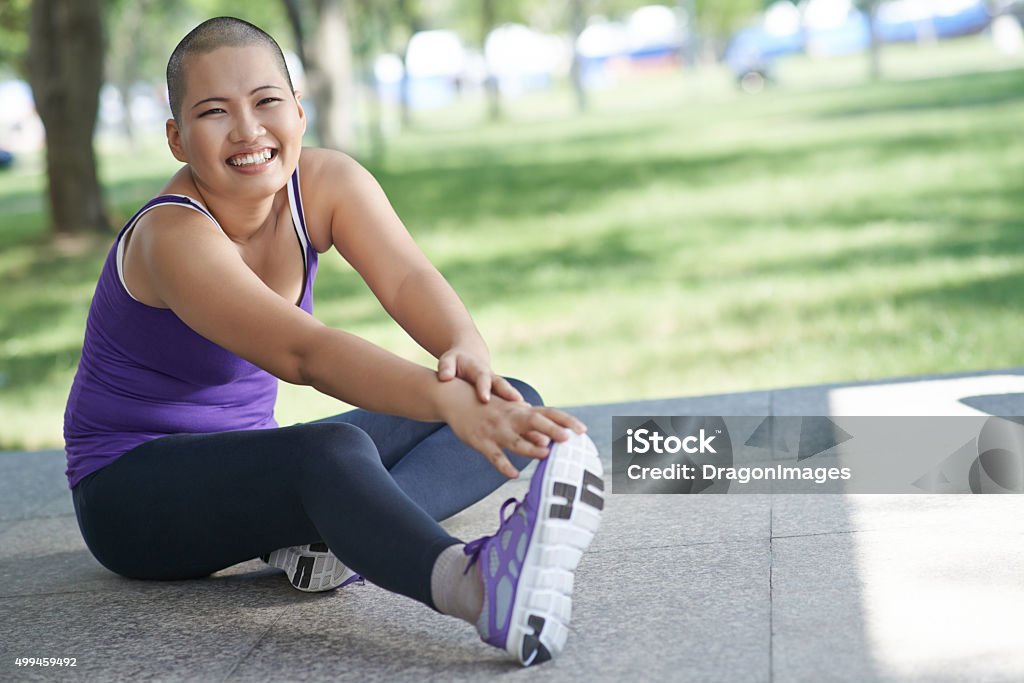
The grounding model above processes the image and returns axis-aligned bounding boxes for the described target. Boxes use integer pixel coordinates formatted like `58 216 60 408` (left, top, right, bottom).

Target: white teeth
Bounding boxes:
228 149 273 166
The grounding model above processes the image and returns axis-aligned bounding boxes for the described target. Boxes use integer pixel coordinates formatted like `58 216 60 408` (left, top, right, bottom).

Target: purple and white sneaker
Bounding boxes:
464 431 604 666
260 543 363 593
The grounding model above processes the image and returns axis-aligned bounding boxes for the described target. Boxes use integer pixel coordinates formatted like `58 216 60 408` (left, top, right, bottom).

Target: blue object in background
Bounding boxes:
725 0 992 83
0 149 14 170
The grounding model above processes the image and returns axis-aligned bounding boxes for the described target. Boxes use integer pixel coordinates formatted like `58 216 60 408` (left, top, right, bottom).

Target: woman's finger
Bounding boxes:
492 376 524 403
539 406 588 434
506 432 550 459
480 442 519 479
524 430 550 448
475 372 491 403
437 353 456 381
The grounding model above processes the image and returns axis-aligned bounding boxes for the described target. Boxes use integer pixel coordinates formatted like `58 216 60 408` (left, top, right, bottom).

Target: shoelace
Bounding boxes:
463 495 523 575
340 574 365 588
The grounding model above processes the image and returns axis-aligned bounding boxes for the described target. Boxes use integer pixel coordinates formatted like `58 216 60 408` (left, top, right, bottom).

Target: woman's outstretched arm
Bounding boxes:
300 148 524 404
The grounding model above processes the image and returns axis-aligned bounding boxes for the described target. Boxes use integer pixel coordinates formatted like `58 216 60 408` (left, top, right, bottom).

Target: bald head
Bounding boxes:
167 17 294 122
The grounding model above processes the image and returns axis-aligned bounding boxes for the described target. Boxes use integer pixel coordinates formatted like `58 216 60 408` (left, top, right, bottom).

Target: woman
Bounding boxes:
63 17 603 667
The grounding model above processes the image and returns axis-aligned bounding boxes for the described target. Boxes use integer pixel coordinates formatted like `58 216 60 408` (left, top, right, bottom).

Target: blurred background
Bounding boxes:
1 0 1022 449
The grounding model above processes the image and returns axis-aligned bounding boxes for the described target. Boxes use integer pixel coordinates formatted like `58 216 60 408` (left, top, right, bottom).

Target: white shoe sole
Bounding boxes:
261 543 356 592
507 432 604 666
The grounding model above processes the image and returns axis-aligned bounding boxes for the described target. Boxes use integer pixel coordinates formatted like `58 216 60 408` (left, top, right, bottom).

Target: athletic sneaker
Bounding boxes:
463 431 604 666
260 543 362 593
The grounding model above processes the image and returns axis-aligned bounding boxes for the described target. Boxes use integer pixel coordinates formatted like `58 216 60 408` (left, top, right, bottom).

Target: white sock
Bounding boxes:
430 543 484 625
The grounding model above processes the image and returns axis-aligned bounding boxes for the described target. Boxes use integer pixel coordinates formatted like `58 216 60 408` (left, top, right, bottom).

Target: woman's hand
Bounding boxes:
436 348 523 404
437 381 587 479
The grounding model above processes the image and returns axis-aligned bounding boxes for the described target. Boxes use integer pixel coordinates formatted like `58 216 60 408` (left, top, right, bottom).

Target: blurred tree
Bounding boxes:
282 0 357 151
480 0 501 120
569 0 587 112
350 0 394 157
854 0 882 80
394 0 427 129
0 0 31 76
27 0 109 235
104 0 179 148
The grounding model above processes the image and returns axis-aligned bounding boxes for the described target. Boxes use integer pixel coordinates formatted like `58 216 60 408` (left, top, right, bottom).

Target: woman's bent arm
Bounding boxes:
137 204 582 475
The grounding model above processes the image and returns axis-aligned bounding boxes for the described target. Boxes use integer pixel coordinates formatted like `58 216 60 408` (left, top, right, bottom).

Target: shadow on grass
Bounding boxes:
371 120 1017 232
727 185 1024 279
434 229 658 308
814 68 1024 120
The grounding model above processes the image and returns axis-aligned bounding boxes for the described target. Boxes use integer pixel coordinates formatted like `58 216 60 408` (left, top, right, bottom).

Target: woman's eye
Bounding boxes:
198 108 225 117
258 97 282 105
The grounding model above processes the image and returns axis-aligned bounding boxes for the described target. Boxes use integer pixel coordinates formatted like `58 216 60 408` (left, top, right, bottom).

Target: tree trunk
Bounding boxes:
481 0 501 122
281 0 308 67
26 0 108 235
111 0 149 151
569 0 588 113
364 0 390 160
864 0 882 80
396 0 424 131
298 0 355 151
678 0 698 69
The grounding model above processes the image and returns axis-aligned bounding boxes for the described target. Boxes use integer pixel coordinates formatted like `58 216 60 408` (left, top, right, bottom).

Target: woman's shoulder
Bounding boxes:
298 146 389 203
298 146 364 182
296 148 386 249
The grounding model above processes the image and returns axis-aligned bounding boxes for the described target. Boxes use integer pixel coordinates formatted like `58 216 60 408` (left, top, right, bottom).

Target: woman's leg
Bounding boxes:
72 422 457 607
313 378 543 520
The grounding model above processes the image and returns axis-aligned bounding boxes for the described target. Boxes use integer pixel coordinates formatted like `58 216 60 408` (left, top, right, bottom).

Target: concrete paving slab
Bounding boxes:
567 541 771 683
226 541 771 683
771 520 1024 683
770 528 885 683
772 494 1024 538
0 574 303 682
0 450 70 521
0 517 117 598
593 493 771 553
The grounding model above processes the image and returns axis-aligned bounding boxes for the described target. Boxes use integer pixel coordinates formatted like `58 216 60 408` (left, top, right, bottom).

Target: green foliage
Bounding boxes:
0 0 30 76
693 0 762 38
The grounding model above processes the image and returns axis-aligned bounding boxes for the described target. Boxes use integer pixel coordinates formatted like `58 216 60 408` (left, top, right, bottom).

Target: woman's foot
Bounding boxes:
260 543 361 592
464 431 604 666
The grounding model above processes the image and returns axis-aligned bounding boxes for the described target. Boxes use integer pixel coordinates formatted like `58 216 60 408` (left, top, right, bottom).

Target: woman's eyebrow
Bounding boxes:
191 85 283 110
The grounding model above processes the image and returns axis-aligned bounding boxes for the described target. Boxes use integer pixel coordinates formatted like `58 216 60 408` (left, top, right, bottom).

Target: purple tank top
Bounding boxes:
63 169 318 488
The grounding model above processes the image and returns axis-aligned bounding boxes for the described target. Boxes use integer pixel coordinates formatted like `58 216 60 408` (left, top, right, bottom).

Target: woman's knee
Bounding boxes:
505 377 543 407
291 422 379 476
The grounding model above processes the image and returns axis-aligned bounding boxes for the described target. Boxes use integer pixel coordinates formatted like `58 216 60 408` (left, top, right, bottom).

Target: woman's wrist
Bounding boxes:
427 373 472 423
446 332 490 363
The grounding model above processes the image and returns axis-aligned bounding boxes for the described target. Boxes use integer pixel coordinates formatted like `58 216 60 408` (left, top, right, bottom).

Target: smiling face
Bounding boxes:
166 45 305 202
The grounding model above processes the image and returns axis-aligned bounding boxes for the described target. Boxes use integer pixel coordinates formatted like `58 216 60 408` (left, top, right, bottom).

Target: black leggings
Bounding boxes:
72 379 539 608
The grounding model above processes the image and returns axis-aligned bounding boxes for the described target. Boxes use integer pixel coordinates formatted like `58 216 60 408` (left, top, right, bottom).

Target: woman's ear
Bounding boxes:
166 118 188 162
294 91 307 134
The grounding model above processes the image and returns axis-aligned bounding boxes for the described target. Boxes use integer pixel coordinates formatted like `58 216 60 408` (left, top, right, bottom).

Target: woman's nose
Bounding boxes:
231 109 265 142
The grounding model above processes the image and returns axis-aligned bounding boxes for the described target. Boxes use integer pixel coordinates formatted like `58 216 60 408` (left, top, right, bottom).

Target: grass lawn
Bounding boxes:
2 36 1023 450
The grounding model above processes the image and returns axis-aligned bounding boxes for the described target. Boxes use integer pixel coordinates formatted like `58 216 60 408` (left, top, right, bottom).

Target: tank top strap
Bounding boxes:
286 167 313 265
115 194 220 302
118 194 218 237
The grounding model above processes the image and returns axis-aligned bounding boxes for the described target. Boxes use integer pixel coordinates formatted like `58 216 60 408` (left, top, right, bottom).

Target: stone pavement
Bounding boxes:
2 368 1024 682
